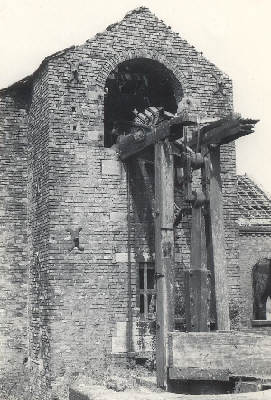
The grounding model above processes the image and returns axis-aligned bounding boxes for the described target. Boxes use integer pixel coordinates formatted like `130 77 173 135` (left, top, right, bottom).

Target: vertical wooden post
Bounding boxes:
207 146 230 330
185 202 209 331
155 140 175 388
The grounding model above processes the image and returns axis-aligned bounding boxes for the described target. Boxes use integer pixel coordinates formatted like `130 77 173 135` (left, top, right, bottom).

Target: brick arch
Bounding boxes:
249 253 271 275
96 47 190 99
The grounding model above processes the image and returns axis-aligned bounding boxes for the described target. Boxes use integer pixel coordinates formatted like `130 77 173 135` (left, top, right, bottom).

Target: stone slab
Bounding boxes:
69 384 271 400
169 331 271 379
102 160 121 176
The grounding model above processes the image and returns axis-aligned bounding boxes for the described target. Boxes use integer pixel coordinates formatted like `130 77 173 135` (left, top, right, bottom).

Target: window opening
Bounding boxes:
104 58 181 147
138 262 156 319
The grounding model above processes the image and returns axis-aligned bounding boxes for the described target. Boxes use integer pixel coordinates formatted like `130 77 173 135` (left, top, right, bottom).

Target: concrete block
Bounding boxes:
110 211 127 222
115 252 127 263
87 90 103 101
102 160 121 176
115 252 135 263
85 130 103 142
112 335 127 353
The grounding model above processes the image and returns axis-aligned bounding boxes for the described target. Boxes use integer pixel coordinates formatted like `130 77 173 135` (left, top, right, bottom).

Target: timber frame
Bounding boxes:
116 112 259 388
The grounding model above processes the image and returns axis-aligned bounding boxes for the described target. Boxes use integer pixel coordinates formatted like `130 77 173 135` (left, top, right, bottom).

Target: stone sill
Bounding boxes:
251 320 271 327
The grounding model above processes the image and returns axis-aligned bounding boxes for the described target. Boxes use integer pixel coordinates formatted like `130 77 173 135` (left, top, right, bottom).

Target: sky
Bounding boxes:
0 0 270 195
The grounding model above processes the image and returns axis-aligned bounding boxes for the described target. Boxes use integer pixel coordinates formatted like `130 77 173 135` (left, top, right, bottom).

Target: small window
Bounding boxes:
137 262 156 318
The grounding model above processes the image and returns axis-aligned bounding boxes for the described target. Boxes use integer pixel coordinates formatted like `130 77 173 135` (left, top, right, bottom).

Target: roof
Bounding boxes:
237 175 271 226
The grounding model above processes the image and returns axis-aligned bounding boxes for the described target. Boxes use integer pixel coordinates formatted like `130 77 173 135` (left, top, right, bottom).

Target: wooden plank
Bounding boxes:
206 146 230 330
169 367 230 381
185 204 209 332
169 331 271 378
155 140 175 389
185 269 209 332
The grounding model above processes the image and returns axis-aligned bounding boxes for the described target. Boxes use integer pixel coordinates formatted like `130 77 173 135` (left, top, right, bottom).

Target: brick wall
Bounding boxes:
27 64 52 399
221 142 240 298
42 6 236 387
0 88 29 397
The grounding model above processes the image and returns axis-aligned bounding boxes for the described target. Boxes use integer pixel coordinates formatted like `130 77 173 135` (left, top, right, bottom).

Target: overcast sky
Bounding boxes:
0 0 270 195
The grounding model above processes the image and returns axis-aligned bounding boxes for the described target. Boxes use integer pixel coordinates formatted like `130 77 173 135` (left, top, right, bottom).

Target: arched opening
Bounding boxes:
104 58 183 147
252 258 271 320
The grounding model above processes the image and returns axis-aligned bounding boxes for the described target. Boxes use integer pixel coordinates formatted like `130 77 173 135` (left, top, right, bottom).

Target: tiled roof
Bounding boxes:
237 175 271 226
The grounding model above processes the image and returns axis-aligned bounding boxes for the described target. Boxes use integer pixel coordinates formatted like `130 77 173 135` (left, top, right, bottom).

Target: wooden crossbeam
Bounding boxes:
189 117 259 147
117 115 196 160
117 115 258 161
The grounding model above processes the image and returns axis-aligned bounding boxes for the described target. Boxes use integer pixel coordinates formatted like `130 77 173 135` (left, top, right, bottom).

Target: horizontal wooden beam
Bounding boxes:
117 115 259 160
116 116 196 160
189 117 259 147
200 117 258 135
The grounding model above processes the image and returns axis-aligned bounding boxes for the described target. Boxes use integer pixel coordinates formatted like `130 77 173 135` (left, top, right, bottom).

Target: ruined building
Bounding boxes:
0 6 271 399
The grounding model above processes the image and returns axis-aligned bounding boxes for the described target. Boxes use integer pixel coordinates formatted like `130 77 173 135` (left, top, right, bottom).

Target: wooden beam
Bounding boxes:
206 146 230 330
117 116 196 160
155 140 175 389
117 115 258 160
199 117 258 136
189 118 259 147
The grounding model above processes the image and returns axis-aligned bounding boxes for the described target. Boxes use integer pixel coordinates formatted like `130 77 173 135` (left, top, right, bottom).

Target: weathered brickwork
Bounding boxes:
0 6 262 399
27 65 52 399
44 6 236 382
221 142 240 297
0 89 29 396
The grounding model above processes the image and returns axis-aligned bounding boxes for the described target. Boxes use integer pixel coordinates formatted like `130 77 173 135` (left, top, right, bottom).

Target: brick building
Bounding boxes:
0 6 270 399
